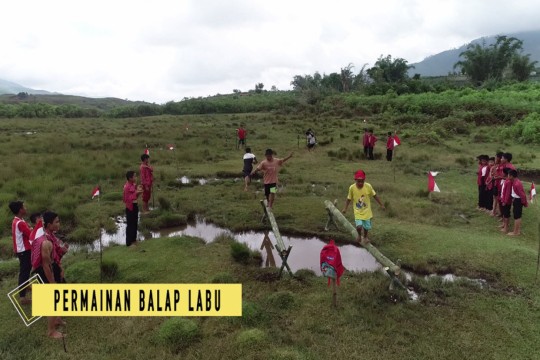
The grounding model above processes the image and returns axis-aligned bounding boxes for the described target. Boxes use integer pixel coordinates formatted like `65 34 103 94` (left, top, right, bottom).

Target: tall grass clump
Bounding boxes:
155 318 201 352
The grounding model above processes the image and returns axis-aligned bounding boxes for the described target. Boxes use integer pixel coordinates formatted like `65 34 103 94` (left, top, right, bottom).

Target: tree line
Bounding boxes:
0 35 537 119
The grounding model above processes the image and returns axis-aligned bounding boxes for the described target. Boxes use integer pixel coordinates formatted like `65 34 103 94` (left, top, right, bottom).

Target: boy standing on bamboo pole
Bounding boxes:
342 170 385 244
250 148 293 209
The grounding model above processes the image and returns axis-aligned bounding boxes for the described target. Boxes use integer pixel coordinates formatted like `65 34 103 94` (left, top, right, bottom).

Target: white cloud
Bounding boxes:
0 0 539 103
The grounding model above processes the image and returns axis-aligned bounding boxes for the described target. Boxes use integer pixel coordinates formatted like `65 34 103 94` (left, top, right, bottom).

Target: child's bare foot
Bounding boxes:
499 228 508 233
361 237 370 245
507 232 520 236
48 331 65 339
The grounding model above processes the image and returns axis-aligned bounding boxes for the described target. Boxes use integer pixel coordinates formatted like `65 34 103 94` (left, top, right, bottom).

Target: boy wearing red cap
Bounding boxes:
342 170 385 244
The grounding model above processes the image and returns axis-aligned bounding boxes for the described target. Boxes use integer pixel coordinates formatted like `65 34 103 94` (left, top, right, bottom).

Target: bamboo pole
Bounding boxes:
324 200 400 275
260 200 293 277
260 200 286 252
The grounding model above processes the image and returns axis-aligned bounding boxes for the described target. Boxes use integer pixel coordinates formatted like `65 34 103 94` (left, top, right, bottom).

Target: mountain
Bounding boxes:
409 30 540 77
0 78 54 95
0 93 150 111
0 78 150 110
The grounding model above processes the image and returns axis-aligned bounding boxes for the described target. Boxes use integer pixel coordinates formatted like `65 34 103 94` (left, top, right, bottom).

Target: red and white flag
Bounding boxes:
393 135 401 147
91 186 100 199
531 182 537 203
144 148 150 155
428 171 440 192
29 219 44 242
167 144 175 150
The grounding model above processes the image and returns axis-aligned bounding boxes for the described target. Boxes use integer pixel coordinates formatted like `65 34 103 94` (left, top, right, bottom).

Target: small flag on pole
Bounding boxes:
393 134 401 147
144 148 150 155
167 144 175 150
91 186 100 199
531 182 537 203
428 171 440 192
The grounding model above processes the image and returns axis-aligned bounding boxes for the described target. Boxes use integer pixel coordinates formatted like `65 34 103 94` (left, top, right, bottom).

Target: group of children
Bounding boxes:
363 128 399 162
9 201 68 338
476 152 529 236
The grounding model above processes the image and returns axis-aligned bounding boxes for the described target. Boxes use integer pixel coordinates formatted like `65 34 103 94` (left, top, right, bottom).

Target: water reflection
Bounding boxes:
83 217 381 275
259 231 276 267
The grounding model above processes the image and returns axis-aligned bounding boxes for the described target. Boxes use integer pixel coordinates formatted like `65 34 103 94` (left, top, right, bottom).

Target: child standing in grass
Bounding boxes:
140 154 153 213
362 128 369 158
499 168 512 234
123 170 143 246
242 147 257 191
9 201 32 305
507 169 528 236
367 129 377 160
342 170 385 245
386 132 395 161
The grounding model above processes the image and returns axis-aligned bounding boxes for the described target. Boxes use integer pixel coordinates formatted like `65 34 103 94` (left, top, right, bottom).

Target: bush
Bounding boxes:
101 192 123 201
211 272 235 283
100 259 119 282
241 301 265 326
235 328 267 349
155 318 200 352
231 242 251 264
266 291 295 310
501 112 540 144
158 196 172 210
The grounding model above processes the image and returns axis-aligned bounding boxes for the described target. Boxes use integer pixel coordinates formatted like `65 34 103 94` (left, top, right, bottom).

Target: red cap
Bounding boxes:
354 170 366 180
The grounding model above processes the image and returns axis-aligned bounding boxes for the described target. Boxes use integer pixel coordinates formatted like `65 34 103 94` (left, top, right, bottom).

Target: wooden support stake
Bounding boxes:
332 278 337 307
260 200 293 277
324 200 400 275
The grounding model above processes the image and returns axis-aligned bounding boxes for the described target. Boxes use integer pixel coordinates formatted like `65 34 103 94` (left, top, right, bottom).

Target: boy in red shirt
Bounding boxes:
9 201 32 305
123 171 143 246
386 132 395 161
140 154 154 213
499 168 512 234
237 125 247 149
367 129 377 160
362 128 369 158
507 170 528 236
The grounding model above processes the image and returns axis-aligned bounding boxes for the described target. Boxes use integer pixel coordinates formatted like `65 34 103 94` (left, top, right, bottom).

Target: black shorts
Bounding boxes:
264 183 277 198
243 169 252 178
492 186 498 196
501 204 511 219
512 198 523 219
307 143 315 149
33 264 61 284
238 139 245 145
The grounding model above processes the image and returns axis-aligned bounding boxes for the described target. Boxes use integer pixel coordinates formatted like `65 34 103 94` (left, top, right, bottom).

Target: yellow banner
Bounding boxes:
32 284 242 316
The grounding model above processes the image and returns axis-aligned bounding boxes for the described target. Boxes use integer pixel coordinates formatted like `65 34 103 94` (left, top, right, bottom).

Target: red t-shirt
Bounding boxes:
140 163 153 187
123 181 138 211
237 128 246 140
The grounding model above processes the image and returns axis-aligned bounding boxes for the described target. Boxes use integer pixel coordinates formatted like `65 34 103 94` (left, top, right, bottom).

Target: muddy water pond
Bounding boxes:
83 217 380 276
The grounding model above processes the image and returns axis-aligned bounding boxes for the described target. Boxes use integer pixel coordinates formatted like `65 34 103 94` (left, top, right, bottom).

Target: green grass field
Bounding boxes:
1 113 540 359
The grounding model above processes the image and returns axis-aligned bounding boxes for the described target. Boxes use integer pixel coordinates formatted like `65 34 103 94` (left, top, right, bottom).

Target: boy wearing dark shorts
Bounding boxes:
251 148 293 208
242 147 257 191
499 168 512 234
507 170 528 236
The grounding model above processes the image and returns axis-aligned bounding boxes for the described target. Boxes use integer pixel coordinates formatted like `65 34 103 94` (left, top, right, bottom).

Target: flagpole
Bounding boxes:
393 146 396 183
536 222 540 283
98 194 103 283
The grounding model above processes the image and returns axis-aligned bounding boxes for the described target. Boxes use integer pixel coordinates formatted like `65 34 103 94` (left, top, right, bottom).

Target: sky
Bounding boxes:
1 0 539 103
